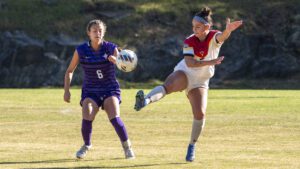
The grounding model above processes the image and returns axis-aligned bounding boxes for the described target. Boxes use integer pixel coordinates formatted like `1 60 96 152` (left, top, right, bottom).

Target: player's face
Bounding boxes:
88 24 104 42
192 19 210 39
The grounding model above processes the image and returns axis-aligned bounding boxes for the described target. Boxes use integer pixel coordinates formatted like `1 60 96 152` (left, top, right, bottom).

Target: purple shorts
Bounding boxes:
80 90 121 109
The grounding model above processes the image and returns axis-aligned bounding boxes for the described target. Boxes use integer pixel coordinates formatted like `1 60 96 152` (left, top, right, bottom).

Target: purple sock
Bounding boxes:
81 119 92 146
110 117 128 142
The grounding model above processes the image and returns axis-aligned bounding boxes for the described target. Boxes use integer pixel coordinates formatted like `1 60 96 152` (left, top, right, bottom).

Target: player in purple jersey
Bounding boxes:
64 19 135 159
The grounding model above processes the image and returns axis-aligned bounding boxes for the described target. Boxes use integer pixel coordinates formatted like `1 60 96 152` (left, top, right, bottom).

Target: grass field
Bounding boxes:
0 89 299 169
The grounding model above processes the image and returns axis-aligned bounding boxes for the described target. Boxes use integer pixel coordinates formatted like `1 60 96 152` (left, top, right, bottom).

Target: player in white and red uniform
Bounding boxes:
134 7 242 162
175 29 222 92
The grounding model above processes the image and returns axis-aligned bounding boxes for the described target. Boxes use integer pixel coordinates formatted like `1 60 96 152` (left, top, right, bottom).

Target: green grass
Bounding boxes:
0 89 299 169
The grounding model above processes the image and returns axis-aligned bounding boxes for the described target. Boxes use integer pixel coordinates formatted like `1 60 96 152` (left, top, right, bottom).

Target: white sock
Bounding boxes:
189 119 205 145
145 86 166 105
145 98 151 105
122 139 132 149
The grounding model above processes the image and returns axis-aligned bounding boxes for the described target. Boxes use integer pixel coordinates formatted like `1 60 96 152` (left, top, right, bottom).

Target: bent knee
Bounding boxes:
163 83 175 94
164 81 186 94
82 100 99 121
163 71 187 94
193 111 205 120
82 110 98 121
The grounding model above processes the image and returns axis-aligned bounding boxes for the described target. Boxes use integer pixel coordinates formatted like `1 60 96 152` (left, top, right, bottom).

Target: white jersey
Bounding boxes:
174 30 222 93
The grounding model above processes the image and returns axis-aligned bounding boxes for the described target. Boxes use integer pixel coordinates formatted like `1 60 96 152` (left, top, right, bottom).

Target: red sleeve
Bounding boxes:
184 35 195 47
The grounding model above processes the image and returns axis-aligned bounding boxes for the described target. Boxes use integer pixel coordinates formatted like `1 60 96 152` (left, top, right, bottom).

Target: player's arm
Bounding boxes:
183 40 224 67
184 55 224 68
64 50 79 103
107 48 119 64
216 18 243 43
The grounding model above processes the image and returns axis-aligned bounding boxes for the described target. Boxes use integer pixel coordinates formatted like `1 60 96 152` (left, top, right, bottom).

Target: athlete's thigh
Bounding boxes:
103 96 120 120
187 88 208 119
164 70 188 93
82 98 99 120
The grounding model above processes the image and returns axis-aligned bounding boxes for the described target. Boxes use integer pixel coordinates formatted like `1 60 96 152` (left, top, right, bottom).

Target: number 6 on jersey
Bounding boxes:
96 70 103 79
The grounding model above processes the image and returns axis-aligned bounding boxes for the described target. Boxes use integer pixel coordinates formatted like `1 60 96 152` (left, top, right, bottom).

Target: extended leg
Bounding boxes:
134 71 187 111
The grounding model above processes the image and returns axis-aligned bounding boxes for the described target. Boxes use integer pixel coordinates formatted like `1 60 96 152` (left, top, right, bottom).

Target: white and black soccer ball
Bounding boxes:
116 49 138 72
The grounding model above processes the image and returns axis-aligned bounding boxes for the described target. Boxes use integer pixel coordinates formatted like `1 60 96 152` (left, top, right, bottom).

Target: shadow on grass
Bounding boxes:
1 159 188 169
21 162 188 169
0 159 95 165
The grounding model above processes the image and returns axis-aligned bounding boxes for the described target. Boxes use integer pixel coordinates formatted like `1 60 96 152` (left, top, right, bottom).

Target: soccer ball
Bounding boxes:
116 49 138 72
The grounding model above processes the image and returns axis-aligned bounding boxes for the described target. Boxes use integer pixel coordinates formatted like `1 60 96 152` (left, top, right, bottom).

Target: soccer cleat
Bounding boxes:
124 147 135 159
76 145 92 159
122 140 135 159
185 144 195 162
134 90 145 111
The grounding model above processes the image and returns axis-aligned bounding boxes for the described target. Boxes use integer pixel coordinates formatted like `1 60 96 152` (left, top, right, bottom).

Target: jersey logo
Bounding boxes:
83 56 91 59
103 53 108 59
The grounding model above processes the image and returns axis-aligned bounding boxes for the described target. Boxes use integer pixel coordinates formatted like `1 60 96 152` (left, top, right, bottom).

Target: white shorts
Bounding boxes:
174 59 214 94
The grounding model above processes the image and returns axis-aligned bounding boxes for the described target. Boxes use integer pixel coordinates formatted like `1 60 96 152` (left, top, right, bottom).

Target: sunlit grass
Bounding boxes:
0 89 299 169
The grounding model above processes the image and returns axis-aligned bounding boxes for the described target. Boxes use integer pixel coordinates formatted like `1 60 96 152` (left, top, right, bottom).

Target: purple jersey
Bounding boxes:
76 41 120 93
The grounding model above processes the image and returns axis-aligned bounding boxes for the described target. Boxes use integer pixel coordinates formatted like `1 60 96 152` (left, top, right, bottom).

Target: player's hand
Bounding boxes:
225 18 243 32
212 56 224 65
64 90 71 103
108 55 116 64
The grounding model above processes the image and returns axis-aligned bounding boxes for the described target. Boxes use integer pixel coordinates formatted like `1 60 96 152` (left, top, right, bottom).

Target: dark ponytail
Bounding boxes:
195 7 213 25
